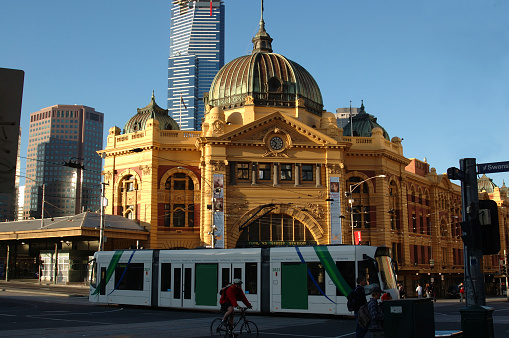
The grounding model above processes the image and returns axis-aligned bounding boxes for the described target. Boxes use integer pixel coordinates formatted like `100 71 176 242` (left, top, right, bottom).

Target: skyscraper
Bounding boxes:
167 0 225 130
24 105 104 219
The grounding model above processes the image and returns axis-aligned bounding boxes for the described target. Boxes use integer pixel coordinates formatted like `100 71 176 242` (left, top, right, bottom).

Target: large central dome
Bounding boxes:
206 6 323 116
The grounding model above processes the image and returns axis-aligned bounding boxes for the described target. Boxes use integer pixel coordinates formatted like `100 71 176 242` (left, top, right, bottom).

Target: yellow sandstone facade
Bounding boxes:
98 10 509 296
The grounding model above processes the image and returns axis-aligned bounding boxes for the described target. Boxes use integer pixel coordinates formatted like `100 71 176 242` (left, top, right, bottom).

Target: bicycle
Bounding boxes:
210 306 259 337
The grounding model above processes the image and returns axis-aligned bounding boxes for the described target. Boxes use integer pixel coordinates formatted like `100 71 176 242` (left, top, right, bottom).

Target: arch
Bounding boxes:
226 112 243 125
115 169 142 190
344 171 379 193
228 204 325 247
159 167 200 190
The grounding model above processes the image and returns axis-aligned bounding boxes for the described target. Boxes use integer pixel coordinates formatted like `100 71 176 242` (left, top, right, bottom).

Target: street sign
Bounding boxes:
477 161 509 174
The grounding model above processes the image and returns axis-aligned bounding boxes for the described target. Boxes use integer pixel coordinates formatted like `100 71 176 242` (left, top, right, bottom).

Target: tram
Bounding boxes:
89 245 398 316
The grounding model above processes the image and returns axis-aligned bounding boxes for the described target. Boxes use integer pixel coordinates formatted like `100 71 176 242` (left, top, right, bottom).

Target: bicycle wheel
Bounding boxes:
210 318 228 337
240 320 259 337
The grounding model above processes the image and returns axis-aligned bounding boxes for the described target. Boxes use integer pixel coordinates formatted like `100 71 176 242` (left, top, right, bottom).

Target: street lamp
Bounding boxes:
347 174 386 245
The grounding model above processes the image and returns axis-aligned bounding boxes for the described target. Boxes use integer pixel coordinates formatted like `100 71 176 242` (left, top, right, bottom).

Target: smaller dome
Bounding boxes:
477 174 497 193
342 102 390 140
124 91 179 134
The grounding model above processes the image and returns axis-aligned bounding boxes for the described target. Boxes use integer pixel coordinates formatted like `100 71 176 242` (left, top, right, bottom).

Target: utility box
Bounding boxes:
460 305 494 338
383 298 435 338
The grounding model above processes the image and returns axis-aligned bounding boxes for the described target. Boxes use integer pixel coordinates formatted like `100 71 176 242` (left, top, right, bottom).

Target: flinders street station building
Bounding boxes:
98 14 509 296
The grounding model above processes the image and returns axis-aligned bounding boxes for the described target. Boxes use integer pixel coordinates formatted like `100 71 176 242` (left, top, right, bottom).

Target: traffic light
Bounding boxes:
447 167 465 181
479 200 500 255
460 219 481 249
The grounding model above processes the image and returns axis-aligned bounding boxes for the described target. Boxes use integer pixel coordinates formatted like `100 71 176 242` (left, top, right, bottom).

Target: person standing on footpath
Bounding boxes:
459 283 465 303
416 283 423 298
353 276 369 338
398 283 405 299
367 286 385 338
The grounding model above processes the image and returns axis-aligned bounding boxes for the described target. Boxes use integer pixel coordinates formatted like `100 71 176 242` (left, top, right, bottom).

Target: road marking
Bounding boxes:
26 315 114 325
258 332 354 338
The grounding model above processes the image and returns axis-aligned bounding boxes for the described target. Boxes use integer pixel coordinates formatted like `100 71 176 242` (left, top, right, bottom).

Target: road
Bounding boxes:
1 281 509 337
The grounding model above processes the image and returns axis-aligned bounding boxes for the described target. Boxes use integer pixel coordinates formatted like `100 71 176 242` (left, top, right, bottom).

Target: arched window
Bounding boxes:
347 177 371 229
389 180 400 230
237 213 315 247
163 173 195 228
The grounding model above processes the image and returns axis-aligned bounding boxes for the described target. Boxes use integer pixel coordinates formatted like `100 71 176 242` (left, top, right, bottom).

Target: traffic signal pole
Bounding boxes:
460 158 486 306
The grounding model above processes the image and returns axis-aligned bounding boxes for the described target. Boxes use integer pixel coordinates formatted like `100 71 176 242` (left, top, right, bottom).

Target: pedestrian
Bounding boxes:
380 292 392 302
353 276 369 338
416 283 423 298
459 283 465 303
424 283 431 298
398 283 405 299
367 286 385 338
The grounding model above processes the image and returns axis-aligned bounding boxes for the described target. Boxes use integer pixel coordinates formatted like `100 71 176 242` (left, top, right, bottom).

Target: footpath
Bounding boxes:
0 278 89 297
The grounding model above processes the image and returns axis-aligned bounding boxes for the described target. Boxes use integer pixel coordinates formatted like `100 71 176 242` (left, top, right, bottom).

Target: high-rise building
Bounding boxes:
24 105 104 219
167 0 225 131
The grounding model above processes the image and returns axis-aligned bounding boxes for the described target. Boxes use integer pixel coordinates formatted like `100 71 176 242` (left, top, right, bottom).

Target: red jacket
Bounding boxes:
219 284 252 308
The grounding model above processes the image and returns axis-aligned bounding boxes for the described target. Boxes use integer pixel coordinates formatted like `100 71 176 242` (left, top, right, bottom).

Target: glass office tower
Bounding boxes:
24 105 104 219
168 0 225 130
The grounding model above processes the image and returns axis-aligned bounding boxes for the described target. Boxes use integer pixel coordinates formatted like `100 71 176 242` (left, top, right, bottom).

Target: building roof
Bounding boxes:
0 212 148 241
206 6 323 116
124 91 179 134
342 102 390 140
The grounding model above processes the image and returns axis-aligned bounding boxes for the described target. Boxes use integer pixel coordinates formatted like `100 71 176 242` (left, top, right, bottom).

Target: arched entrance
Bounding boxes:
230 204 325 248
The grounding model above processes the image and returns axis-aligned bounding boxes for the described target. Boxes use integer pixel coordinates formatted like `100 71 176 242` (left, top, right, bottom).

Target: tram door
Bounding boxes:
172 264 194 308
219 263 244 288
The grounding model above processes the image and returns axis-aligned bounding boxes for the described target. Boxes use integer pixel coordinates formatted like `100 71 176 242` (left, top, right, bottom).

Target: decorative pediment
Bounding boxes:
216 112 339 147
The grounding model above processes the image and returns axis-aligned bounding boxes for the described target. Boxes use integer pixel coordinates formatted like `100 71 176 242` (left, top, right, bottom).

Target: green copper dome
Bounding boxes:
123 92 179 134
206 5 323 116
342 103 390 140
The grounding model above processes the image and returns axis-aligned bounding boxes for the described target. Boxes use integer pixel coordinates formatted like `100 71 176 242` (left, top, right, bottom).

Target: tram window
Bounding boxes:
233 268 242 281
307 262 325 296
90 260 97 288
358 260 380 287
115 263 144 291
221 268 230 288
174 268 181 299
184 268 192 299
245 263 257 295
161 263 171 292
336 261 355 296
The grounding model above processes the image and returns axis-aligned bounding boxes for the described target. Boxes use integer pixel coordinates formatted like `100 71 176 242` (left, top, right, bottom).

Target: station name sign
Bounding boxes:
477 161 509 174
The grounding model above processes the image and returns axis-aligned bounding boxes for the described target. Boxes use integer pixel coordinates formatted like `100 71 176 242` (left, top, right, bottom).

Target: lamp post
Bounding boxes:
99 181 109 251
176 166 219 248
347 174 386 245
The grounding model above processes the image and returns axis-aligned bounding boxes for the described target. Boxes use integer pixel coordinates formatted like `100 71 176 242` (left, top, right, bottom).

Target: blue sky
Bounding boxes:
2 0 508 187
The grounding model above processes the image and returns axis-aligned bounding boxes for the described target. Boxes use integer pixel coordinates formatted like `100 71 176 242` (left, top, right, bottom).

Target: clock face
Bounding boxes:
270 136 284 150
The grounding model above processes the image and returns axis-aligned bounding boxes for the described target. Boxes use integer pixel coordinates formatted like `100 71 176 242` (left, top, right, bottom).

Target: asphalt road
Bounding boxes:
1 280 509 337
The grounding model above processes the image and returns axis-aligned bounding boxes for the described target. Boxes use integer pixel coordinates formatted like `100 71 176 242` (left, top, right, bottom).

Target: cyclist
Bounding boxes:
220 278 252 330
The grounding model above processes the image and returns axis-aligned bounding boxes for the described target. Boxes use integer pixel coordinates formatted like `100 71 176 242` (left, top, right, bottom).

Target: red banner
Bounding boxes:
354 231 362 245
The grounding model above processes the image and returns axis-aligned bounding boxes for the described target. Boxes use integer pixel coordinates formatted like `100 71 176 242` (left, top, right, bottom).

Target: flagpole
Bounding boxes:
179 94 182 128
349 101 353 137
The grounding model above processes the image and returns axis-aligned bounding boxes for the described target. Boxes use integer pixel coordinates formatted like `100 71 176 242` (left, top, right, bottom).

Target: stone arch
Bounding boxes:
228 203 325 248
159 167 200 190
115 169 142 190
344 171 379 193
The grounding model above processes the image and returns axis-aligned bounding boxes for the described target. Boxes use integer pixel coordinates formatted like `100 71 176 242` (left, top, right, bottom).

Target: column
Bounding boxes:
294 163 301 187
273 163 279 187
316 164 322 187
251 162 257 185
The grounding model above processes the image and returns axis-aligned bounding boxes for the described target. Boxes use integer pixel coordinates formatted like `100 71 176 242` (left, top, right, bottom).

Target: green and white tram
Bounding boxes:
89 245 398 316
